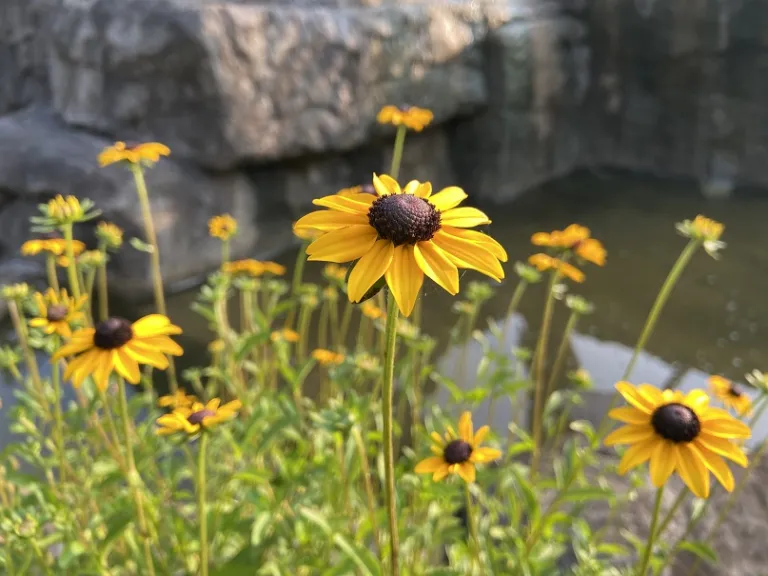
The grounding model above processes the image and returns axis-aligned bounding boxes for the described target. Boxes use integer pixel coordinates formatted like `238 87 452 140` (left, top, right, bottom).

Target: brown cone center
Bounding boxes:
367 194 440 246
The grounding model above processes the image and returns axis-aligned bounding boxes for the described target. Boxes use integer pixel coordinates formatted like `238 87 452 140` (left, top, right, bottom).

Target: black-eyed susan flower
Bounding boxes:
605 381 751 498
96 221 124 250
155 398 241 436
28 288 88 339
262 261 286 276
312 349 345 366
98 141 170 167
270 329 299 343
361 301 385 320
21 238 86 257
532 224 606 266
708 375 752 417
415 411 501 483
208 214 238 241
377 105 434 132
294 175 507 316
528 254 584 283
158 389 197 410
222 259 265 277
677 215 726 258
52 314 184 391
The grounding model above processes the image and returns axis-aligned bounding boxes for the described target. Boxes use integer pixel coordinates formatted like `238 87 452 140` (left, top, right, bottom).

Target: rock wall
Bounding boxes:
0 0 767 300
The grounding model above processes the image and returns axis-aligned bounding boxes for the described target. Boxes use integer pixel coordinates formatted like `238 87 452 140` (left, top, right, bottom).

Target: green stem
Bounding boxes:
500 280 528 351
655 488 687 540
97 246 109 322
297 302 312 362
46 255 60 293
221 239 230 267
129 163 177 393
62 223 81 300
382 291 400 576
352 426 381 560
8 301 50 420
389 125 407 179
595 239 700 443
286 240 309 329
465 483 479 567
339 300 354 348
544 310 580 404
531 270 561 475
198 433 209 576
52 357 65 482
636 486 664 576
116 376 156 576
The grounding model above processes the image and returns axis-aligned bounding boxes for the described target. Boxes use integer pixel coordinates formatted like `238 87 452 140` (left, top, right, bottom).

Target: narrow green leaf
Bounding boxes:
677 541 718 564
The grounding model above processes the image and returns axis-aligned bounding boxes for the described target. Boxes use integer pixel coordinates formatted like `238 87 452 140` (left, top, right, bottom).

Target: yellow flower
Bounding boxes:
262 261 286 276
21 238 86 257
28 288 88 339
415 411 501 483
98 141 170 167
207 339 225 354
293 222 321 241
605 381 751 499
156 398 241 436
323 264 347 282
531 224 606 266
377 105 434 132
53 314 184 391
708 375 752 417
361 301 384 320
1 283 30 301
528 254 584 283
208 214 238 241
271 329 300 343
78 250 107 269
294 175 507 317
222 259 265 277
312 348 345 366
96 221 124 250
157 389 197 410
677 215 726 258
44 195 87 226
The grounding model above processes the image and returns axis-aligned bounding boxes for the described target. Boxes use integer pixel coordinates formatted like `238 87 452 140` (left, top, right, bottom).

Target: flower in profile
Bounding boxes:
222 259 265 277
528 254 584 282
96 221 124 250
155 398 241 436
605 381 750 498
21 238 86 257
361 301 384 320
708 375 752 417
262 261 286 276
157 389 197 410
312 349 345 366
532 224 606 266
98 141 170 167
415 412 501 483
377 105 434 132
78 250 107 270
39 195 100 227
294 174 507 316
676 215 726 258
270 329 300 343
28 288 88 339
208 214 238 241
1 283 30 301
52 314 184 390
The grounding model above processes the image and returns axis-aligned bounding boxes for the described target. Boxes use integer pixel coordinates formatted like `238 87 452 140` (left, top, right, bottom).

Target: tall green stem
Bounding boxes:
46 255 60 293
8 301 50 420
287 240 310 329
465 483 479 568
389 126 407 180
198 433 209 576
636 487 664 576
117 376 156 576
500 280 528 352
544 310 580 404
129 163 177 393
62 223 81 300
352 426 381 560
97 247 109 322
221 239 230 267
52 356 65 481
382 291 400 576
531 270 560 475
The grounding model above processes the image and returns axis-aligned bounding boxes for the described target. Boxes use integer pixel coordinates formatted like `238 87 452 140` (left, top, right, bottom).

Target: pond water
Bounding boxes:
2 170 768 447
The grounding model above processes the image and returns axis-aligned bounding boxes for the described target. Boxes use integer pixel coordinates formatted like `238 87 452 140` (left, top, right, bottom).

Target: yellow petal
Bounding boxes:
676 443 710 499
306 226 378 263
294 210 368 231
614 381 655 414
456 462 476 483
53 331 96 359
312 194 375 214
28 318 48 328
458 412 473 443
432 230 504 281
608 406 650 425
440 207 491 228
132 315 181 338
414 182 432 198
701 418 751 439
136 336 184 357
473 425 490 446
430 431 445 446
413 241 459 295
347 240 394 303
649 441 676 488
696 444 735 492
695 432 748 467
617 438 655 474
604 424 655 446
93 350 115 391
385 245 423 317
637 384 664 404
429 186 467 211
113 348 141 384
124 341 170 368
531 232 553 246
372 174 400 197
442 226 508 262
432 464 451 482
402 180 421 195
415 456 446 474
470 446 501 463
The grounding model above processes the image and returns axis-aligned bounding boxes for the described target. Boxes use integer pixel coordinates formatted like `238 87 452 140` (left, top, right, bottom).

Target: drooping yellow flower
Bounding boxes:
21 238 86 257
53 314 184 391
605 382 750 499
270 329 300 343
531 224 606 266
28 288 88 339
415 412 501 483
528 253 584 283
208 214 238 241
262 261 286 276
708 375 752 417
377 105 434 132
312 349 345 366
96 221 124 250
44 195 88 226
98 141 170 167
361 301 384 320
222 259 265 277
157 388 197 410
155 398 241 436
294 175 507 316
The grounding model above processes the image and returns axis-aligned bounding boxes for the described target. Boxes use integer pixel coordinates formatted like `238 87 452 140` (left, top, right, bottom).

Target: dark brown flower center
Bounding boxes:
651 403 701 443
368 194 440 246
728 385 743 398
93 317 134 349
443 440 473 465
187 409 215 425
47 305 68 322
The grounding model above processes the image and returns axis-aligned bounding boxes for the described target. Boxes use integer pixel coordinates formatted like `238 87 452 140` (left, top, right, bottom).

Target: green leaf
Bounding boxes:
129 237 154 253
596 543 629 557
332 534 380 576
677 541 717 564
250 512 272 546
560 487 614 504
